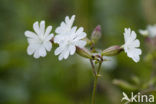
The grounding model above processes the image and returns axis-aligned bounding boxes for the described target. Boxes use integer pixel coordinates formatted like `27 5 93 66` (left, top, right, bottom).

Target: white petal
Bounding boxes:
75 40 86 48
27 45 35 55
126 39 140 49
124 28 131 42
55 22 65 33
55 46 64 55
65 16 70 24
33 21 40 35
135 48 142 55
63 49 69 59
45 33 54 41
75 32 87 41
45 26 52 37
33 50 40 59
76 27 84 35
71 26 77 34
44 41 52 52
68 15 75 27
39 46 47 57
58 53 64 60
27 38 40 45
69 45 76 55
126 48 142 63
130 31 136 41
148 25 156 37
24 31 37 39
40 20 45 35
133 55 140 63
132 39 140 47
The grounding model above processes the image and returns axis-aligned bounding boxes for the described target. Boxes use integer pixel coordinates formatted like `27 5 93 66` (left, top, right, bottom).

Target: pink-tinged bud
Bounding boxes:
76 46 92 59
101 45 123 56
91 25 102 43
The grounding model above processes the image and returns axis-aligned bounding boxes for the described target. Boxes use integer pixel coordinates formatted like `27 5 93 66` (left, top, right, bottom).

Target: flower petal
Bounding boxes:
58 52 64 60
44 41 52 52
45 33 53 41
45 26 52 37
55 46 64 55
69 45 76 55
25 31 38 39
39 46 47 57
27 45 35 55
130 31 136 41
40 20 45 35
33 50 40 59
76 27 84 35
63 49 69 59
75 40 86 48
124 28 131 42
33 21 40 35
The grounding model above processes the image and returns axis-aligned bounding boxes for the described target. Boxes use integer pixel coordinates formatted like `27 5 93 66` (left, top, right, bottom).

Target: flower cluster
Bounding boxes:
25 15 87 60
25 15 142 63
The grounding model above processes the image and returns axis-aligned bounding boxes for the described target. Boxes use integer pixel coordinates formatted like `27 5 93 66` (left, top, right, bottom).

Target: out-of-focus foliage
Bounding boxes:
0 0 156 104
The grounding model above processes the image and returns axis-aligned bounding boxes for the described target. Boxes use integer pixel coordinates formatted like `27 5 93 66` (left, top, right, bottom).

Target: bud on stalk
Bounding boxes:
76 46 92 59
91 25 102 44
101 45 123 56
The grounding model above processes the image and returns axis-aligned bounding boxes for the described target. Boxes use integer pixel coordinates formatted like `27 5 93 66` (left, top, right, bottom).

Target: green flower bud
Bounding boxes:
101 45 123 56
76 46 92 59
91 25 102 44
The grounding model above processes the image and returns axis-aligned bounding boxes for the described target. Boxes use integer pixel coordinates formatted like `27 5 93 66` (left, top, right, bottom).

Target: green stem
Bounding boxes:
91 62 102 104
90 59 96 76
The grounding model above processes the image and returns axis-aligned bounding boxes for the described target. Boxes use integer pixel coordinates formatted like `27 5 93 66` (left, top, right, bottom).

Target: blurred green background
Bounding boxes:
0 0 156 104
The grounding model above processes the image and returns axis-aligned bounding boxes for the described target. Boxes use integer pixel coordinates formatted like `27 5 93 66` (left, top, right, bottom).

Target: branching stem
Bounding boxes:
91 62 102 104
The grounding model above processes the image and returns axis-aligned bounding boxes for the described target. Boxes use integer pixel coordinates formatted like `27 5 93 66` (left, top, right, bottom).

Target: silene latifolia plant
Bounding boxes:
24 15 142 104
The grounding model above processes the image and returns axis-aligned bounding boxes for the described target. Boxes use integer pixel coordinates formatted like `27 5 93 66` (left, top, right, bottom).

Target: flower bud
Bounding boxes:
101 45 123 56
91 25 102 43
76 46 92 59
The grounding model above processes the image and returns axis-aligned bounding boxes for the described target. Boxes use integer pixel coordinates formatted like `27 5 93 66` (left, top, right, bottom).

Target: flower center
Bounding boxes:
38 36 45 44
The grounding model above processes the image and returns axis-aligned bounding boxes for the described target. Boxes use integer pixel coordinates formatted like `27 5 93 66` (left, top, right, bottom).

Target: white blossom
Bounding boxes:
123 28 142 62
25 21 53 58
147 25 156 37
139 24 156 37
54 15 87 60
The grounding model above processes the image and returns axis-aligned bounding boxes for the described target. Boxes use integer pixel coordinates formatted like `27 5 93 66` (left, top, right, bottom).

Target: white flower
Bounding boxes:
147 25 156 37
54 15 87 60
123 28 142 62
25 21 54 58
139 24 156 37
